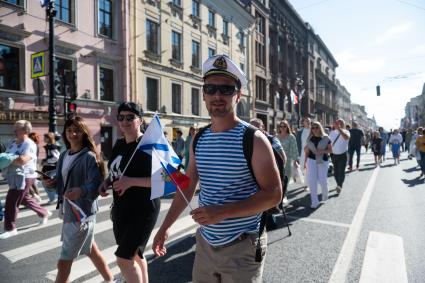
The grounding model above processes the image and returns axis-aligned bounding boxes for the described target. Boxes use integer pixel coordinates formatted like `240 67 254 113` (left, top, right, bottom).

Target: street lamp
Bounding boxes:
295 74 304 127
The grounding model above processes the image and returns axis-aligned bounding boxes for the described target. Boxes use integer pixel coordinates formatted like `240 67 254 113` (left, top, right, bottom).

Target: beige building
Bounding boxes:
129 0 255 139
336 79 352 124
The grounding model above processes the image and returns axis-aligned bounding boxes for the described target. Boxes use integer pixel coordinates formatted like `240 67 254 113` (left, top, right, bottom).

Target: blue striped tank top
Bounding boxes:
195 121 260 246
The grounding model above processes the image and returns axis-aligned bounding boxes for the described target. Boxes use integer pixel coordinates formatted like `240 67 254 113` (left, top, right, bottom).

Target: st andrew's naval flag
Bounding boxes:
151 149 190 200
138 114 181 168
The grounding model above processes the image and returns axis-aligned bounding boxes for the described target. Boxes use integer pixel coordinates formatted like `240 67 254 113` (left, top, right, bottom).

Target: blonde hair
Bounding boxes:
14 120 32 134
309 121 326 138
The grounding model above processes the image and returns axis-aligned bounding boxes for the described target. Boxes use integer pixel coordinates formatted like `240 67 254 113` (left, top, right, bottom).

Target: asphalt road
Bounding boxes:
0 150 424 282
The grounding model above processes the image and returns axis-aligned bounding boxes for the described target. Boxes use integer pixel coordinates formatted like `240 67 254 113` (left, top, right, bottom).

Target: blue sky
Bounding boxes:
290 0 425 129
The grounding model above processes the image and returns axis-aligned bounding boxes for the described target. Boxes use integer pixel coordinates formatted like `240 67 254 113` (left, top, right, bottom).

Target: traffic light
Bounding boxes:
66 101 77 113
376 85 381 96
65 70 77 100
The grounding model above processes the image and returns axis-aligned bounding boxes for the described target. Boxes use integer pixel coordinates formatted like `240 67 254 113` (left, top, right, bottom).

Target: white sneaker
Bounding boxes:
39 210 52 225
282 196 288 204
310 204 319 209
0 229 18 239
33 194 42 203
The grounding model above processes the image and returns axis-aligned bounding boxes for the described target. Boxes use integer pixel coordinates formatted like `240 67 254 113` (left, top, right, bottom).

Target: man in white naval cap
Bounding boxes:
153 54 282 282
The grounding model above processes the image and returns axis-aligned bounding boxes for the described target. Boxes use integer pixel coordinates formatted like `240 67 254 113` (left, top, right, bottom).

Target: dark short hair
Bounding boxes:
118 102 142 117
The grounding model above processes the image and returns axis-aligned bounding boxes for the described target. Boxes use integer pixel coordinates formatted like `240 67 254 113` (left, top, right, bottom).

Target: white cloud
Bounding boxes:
409 44 425 55
374 22 412 45
342 57 387 73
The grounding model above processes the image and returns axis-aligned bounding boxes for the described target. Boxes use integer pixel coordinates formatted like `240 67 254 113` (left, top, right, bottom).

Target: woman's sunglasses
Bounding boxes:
203 84 238 96
117 114 138 122
311 126 319 130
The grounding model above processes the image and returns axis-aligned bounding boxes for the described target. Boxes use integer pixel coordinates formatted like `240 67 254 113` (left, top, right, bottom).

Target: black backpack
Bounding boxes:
193 124 287 262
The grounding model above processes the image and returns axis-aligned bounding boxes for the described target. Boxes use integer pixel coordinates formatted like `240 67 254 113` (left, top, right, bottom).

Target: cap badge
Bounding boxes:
212 56 227 69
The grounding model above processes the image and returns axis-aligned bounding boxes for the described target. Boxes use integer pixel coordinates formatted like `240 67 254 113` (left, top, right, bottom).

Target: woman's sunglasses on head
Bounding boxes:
117 114 139 122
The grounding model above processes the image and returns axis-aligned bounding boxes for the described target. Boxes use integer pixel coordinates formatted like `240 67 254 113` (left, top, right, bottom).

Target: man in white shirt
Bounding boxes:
329 119 350 194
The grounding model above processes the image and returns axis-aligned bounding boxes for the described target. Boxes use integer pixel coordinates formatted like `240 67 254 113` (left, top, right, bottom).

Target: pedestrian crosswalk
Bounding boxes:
0 183 198 282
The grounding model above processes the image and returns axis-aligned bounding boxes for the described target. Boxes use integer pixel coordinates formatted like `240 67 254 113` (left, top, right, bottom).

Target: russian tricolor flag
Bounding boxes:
151 149 190 200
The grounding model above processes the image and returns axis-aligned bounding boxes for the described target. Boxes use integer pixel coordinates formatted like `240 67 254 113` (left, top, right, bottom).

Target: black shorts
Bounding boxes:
112 198 160 260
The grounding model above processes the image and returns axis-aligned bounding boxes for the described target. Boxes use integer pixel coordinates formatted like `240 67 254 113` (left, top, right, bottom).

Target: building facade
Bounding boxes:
351 103 368 129
131 0 255 139
0 0 127 159
310 34 338 126
336 79 352 124
268 0 308 131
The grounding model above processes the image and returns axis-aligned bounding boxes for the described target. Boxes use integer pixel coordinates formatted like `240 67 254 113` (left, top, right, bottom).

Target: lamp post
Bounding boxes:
42 0 58 134
295 74 304 128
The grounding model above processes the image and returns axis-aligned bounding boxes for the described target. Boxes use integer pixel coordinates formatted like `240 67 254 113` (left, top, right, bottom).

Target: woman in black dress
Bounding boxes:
99 102 160 282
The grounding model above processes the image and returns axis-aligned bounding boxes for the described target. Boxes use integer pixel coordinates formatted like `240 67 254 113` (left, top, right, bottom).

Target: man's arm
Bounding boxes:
339 128 350 140
190 131 282 225
153 138 199 256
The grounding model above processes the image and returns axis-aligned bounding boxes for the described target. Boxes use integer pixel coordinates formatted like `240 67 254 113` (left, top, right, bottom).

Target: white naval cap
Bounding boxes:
202 55 247 88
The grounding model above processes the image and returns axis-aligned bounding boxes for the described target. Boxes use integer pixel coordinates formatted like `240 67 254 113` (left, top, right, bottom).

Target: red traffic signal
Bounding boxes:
66 102 77 113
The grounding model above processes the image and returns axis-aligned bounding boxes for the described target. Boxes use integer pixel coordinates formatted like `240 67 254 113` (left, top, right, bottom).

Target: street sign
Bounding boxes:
31 52 46 79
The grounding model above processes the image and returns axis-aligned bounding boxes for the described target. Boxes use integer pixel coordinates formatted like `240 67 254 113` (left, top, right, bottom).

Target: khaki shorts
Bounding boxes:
192 229 267 283
60 220 95 260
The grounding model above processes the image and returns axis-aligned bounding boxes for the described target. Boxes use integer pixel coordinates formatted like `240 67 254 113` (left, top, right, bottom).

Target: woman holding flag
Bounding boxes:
43 115 113 283
99 102 161 283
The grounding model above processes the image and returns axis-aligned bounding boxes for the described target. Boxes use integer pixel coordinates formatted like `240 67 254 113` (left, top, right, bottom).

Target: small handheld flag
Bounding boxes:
151 149 192 208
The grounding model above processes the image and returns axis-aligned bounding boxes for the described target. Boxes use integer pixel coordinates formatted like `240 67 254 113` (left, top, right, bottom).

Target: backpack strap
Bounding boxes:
241 125 269 262
243 125 258 183
192 124 211 156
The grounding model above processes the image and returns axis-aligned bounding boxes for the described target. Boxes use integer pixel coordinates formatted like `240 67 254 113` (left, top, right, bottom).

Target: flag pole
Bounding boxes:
154 148 194 211
167 170 194 211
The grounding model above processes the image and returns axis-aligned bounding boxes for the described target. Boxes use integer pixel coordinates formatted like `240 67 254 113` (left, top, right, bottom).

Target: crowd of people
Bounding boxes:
0 54 423 283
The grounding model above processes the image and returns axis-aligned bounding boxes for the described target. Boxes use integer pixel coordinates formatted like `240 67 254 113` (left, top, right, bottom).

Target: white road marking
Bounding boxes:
46 214 198 282
2 202 171 263
286 215 351 228
359 231 408 283
328 166 380 283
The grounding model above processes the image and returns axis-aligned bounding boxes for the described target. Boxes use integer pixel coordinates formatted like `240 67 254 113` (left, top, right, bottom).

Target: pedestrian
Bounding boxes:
28 132 42 203
405 129 413 158
304 121 332 209
153 55 282 282
296 117 311 190
41 132 60 203
379 127 388 161
371 131 383 166
277 120 298 202
348 121 364 170
401 128 407 152
172 130 185 160
0 120 51 239
363 129 371 153
415 127 425 178
389 129 403 165
184 126 197 169
98 102 161 283
43 115 113 283
329 119 350 194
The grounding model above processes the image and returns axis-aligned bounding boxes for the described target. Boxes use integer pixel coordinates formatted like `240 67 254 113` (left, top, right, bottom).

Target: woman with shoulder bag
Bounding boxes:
304 121 332 209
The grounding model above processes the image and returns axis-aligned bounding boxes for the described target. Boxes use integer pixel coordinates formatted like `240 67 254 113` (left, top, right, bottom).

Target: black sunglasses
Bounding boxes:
117 114 138 122
203 84 238 96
